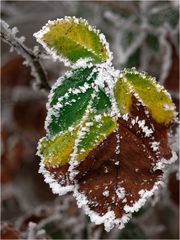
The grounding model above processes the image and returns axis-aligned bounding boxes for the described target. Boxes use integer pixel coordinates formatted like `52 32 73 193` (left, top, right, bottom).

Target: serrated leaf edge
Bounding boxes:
117 68 177 124
44 66 98 135
37 137 74 195
34 16 113 67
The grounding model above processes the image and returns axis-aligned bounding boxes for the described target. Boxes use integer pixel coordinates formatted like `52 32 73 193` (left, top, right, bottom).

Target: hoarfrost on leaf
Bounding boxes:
34 16 113 67
36 16 177 232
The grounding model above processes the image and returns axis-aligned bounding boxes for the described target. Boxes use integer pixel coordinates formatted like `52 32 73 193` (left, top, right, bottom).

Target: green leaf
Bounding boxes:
34 17 110 65
114 76 132 114
47 67 97 136
39 67 117 168
40 125 80 167
114 69 176 124
76 115 116 161
40 115 116 167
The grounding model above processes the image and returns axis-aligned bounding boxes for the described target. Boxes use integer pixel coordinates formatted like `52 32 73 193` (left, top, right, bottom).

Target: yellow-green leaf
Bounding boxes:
39 66 115 168
114 77 132 115
77 115 117 161
39 124 79 167
39 115 116 168
34 17 110 65
114 69 176 124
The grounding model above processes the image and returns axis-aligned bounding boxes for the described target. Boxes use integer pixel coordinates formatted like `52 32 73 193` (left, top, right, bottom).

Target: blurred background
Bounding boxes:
1 1 179 239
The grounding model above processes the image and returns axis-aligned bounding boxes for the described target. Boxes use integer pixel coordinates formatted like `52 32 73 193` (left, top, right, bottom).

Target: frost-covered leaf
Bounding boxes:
42 95 177 232
34 17 111 65
38 67 116 169
71 97 176 231
114 69 176 124
40 115 116 168
47 67 97 136
39 67 176 231
36 16 177 232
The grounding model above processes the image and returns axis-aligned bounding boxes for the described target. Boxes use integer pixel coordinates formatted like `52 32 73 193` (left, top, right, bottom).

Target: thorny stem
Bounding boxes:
0 19 51 92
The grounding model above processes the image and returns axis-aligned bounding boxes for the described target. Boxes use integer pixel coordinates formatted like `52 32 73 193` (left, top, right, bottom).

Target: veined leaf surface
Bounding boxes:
35 16 177 232
47 67 96 136
114 69 176 124
39 67 116 168
34 17 111 65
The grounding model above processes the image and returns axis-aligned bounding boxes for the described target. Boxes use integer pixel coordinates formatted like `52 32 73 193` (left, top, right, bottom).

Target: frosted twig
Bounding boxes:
0 19 51 92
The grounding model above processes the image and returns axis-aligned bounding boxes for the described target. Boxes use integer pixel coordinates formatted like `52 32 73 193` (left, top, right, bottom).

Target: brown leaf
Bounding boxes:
74 98 172 217
44 97 175 230
164 43 179 110
1 127 26 184
0 222 20 240
1 56 66 89
164 44 179 93
1 57 32 88
13 99 46 137
168 171 179 206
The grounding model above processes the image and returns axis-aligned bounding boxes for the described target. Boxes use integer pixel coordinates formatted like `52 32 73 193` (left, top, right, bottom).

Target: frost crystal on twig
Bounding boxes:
0 19 51 92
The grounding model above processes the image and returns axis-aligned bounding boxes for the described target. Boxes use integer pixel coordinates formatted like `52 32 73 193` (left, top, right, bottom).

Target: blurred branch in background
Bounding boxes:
0 19 51 93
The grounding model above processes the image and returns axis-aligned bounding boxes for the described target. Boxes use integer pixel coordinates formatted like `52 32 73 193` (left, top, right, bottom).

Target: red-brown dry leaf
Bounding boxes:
1 56 65 89
45 97 173 219
1 57 32 88
1 127 26 184
0 222 20 240
164 43 179 110
13 99 46 137
164 44 179 93
168 171 179 206
1 56 59 138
